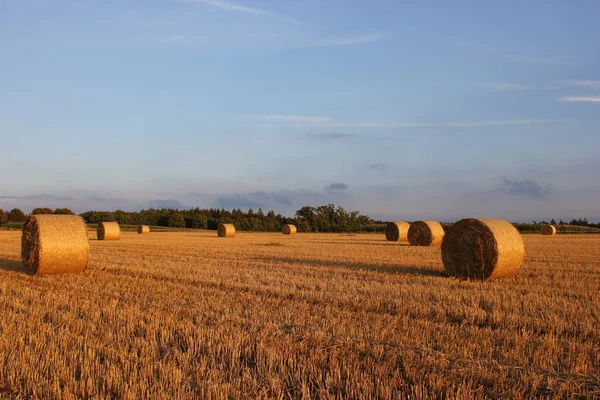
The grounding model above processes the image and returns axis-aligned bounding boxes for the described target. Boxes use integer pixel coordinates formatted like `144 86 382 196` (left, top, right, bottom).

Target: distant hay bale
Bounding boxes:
217 223 235 238
282 224 297 235
97 221 120 240
407 220 445 246
442 218 525 280
541 224 556 236
385 221 410 242
21 214 89 275
138 225 150 234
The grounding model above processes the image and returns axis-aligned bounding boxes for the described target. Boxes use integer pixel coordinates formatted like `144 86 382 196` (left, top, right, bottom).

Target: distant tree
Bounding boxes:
192 214 208 229
80 211 115 224
168 212 186 228
550 218 557 225
7 208 26 223
31 207 54 214
54 208 75 215
0 208 6 224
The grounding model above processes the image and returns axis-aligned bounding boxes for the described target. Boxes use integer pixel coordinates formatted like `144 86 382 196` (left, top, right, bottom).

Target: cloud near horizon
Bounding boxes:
497 178 554 198
325 182 349 191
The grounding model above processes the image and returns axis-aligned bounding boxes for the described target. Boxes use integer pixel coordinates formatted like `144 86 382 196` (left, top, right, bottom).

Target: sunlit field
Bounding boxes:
0 231 598 399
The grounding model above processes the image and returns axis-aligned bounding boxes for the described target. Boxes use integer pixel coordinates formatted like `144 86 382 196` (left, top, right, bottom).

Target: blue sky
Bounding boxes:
1 0 599 221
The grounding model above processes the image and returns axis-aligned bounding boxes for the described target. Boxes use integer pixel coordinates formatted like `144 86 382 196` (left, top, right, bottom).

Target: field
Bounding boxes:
0 231 599 399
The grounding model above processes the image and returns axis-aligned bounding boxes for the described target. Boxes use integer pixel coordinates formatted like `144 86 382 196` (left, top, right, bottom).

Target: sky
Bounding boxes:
1 0 599 222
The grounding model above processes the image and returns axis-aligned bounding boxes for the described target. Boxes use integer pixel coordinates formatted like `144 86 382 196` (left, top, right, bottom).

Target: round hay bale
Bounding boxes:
385 221 410 242
541 224 556 236
282 224 297 235
217 223 235 237
138 225 150 234
442 218 525 280
407 220 445 246
97 221 120 240
21 214 89 275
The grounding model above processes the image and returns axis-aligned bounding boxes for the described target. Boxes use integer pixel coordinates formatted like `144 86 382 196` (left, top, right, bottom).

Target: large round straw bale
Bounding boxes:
138 225 150 234
217 223 235 237
21 214 89 275
97 221 120 240
442 218 525 280
282 224 297 235
385 221 410 242
541 224 556 236
407 220 445 246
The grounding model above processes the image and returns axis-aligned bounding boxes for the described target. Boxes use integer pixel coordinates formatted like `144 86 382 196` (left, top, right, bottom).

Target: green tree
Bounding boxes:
7 208 26 222
0 208 6 224
54 208 75 215
188 215 208 229
31 207 54 214
168 212 186 228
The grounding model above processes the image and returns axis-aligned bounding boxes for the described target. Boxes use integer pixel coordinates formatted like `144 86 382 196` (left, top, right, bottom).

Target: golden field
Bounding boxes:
0 230 598 399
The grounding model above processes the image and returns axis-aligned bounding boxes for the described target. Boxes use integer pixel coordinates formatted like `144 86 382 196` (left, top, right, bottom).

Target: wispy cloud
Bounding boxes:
0 193 74 201
368 163 387 170
248 115 551 128
308 33 383 47
557 96 600 103
252 114 335 124
176 0 301 25
564 80 600 89
308 133 354 140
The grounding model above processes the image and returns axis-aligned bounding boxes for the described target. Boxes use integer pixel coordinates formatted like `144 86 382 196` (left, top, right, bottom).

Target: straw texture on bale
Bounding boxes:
385 221 410 242
217 223 236 238
97 221 120 240
407 220 445 246
541 224 556 236
21 214 90 275
441 218 525 280
138 225 150 234
282 224 297 235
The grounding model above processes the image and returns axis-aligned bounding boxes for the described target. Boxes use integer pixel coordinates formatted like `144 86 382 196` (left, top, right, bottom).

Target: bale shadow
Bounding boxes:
0 258 27 273
309 240 410 247
259 256 446 277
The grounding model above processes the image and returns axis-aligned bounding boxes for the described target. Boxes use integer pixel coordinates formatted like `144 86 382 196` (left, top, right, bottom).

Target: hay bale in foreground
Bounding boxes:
97 221 120 240
217 223 235 238
442 218 524 280
138 225 150 234
282 224 297 235
21 214 89 275
407 220 445 246
385 221 410 242
541 224 556 236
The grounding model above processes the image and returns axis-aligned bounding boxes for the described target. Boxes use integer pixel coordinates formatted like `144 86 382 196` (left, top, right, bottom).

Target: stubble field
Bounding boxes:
0 230 598 399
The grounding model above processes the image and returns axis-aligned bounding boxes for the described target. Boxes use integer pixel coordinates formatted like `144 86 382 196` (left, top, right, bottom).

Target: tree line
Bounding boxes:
0 204 376 233
2 206 599 233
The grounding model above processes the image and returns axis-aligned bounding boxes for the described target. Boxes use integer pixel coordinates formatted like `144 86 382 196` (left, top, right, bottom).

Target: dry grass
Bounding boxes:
0 231 598 399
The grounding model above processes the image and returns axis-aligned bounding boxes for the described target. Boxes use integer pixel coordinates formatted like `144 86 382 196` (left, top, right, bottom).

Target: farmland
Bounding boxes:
0 231 599 399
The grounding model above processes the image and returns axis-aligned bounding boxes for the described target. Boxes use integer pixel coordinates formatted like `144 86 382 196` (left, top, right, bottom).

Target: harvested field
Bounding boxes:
0 231 598 398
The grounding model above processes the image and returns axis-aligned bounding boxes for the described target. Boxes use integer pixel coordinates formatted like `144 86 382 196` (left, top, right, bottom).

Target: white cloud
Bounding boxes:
565 80 600 89
308 33 383 47
557 96 600 103
176 0 301 24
